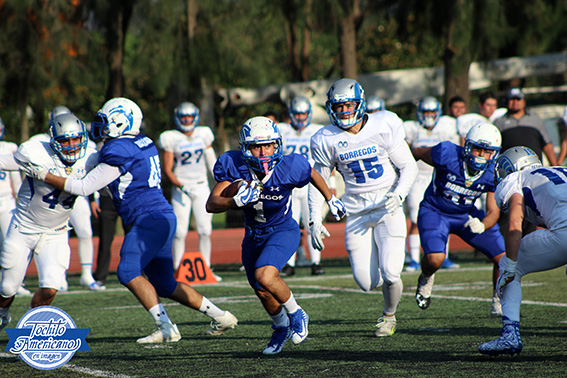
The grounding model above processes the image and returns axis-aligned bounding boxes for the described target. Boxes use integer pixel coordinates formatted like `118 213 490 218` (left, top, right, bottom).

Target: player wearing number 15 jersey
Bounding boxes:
32 97 237 343
309 78 418 337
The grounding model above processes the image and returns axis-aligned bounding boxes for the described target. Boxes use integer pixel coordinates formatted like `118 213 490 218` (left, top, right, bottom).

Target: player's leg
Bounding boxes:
281 193 302 277
170 187 191 270
0 226 37 331
93 194 118 285
415 206 452 309
192 185 218 279
405 175 428 271
299 192 323 275
373 210 406 336
34 232 71 307
0 207 30 296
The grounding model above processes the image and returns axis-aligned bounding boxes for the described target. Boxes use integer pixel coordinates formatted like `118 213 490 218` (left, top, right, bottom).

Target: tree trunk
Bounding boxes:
443 0 474 111
338 0 359 79
105 1 135 99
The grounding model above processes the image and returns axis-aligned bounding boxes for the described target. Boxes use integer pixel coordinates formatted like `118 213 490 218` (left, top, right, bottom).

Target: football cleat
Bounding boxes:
374 315 396 337
441 258 460 269
16 285 32 296
490 292 502 317
205 311 238 336
289 308 309 344
311 263 325 275
280 264 295 277
80 275 107 291
262 324 292 355
416 273 435 310
0 310 11 332
404 260 420 272
137 322 181 343
478 321 522 356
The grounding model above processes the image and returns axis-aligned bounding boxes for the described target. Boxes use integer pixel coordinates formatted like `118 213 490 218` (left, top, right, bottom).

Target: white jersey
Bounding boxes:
404 115 459 175
495 167 567 231
278 122 323 166
13 138 98 234
158 127 214 186
311 111 415 196
0 141 20 206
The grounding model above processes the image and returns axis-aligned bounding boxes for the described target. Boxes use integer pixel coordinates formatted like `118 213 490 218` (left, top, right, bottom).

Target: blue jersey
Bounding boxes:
213 151 311 230
99 134 174 226
421 141 497 215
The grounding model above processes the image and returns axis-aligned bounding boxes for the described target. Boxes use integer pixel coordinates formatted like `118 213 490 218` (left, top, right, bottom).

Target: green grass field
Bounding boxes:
2 251 567 377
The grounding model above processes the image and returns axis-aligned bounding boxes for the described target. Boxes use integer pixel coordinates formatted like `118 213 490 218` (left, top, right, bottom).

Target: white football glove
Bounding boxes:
496 255 517 298
20 162 48 181
384 192 402 214
465 215 485 234
179 185 191 197
309 221 330 251
327 195 347 221
233 181 261 207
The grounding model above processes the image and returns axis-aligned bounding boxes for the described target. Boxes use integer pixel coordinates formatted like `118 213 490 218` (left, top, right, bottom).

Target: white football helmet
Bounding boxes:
49 113 88 164
288 96 312 129
174 101 200 133
239 116 283 175
91 97 143 140
464 122 502 172
325 78 366 129
495 146 542 183
417 96 441 128
366 96 385 113
49 105 72 124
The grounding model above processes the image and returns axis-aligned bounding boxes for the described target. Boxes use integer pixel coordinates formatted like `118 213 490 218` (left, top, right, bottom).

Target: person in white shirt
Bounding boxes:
0 113 97 332
309 78 418 337
158 102 219 280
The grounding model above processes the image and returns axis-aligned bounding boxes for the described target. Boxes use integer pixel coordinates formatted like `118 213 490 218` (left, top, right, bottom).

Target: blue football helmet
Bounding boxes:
464 122 502 172
417 96 441 128
288 96 312 129
239 116 283 175
495 146 542 183
49 113 88 164
366 96 385 113
91 97 143 140
174 102 200 133
325 78 366 129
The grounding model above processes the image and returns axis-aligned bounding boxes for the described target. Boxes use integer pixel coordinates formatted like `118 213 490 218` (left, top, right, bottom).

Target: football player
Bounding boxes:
479 147 567 356
412 122 506 316
309 78 418 337
158 102 218 279
0 113 97 332
366 96 385 114
403 97 460 272
278 96 326 276
29 97 238 343
206 116 345 355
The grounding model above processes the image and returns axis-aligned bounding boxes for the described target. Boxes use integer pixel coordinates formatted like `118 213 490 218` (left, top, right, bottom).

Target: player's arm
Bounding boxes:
310 168 333 201
411 146 434 166
43 163 121 196
543 142 558 166
162 150 183 188
481 192 500 229
206 181 240 213
204 146 217 176
504 193 524 262
0 153 22 171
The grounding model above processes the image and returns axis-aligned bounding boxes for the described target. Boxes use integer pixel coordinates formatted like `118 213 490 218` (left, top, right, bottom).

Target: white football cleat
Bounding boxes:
374 315 397 337
16 285 32 296
137 322 181 343
416 273 435 310
205 311 238 335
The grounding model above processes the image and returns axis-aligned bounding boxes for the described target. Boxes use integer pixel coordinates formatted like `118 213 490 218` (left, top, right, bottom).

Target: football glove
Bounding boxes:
309 221 330 251
20 162 48 181
233 180 261 207
496 255 517 298
384 192 402 214
465 215 485 234
327 195 346 221
179 185 191 197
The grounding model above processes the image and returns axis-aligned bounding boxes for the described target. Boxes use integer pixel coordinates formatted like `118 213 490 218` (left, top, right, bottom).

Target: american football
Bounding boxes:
221 179 250 197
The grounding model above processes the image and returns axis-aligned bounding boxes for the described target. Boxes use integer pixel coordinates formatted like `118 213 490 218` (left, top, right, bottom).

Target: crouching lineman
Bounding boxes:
309 78 418 337
25 97 238 343
0 113 97 332
479 147 567 355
